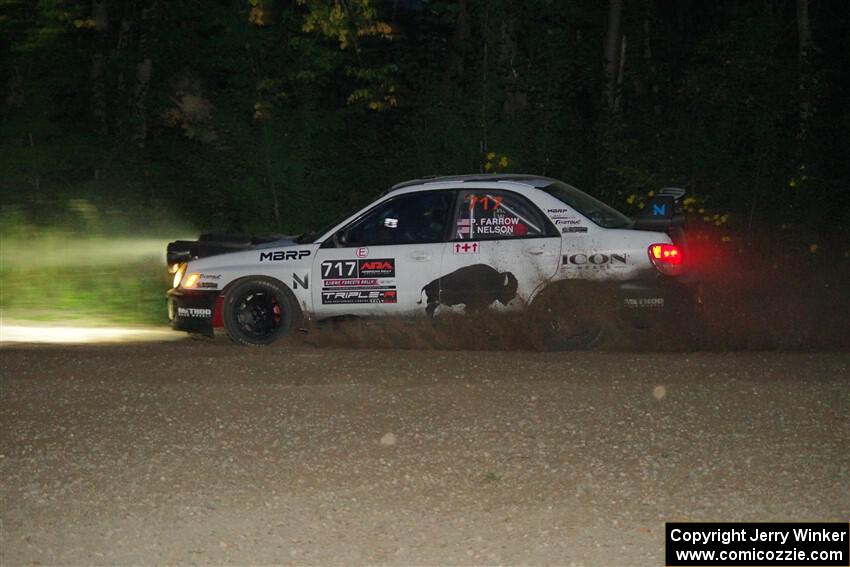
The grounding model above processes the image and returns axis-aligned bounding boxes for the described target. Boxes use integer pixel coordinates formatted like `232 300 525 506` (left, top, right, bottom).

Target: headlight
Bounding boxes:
183 273 200 288
172 264 186 288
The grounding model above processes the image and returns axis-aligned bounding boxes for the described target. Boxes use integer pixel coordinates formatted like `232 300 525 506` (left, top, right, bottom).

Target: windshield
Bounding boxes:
542 181 632 229
295 214 348 244
295 194 377 244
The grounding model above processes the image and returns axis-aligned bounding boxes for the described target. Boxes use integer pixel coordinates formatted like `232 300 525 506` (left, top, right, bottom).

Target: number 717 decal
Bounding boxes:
322 260 358 279
466 194 503 211
322 259 396 279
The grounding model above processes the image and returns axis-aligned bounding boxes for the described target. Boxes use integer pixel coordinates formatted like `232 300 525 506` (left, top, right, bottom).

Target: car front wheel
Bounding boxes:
223 277 296 346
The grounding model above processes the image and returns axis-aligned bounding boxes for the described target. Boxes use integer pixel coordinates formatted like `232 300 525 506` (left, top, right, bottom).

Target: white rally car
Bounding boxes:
166 174 697 347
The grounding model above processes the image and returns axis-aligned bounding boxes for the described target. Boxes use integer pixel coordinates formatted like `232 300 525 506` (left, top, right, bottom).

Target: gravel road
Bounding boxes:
1 339 848 566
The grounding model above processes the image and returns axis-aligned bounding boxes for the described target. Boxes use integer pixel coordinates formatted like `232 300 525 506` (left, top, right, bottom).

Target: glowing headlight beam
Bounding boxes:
1 323 183 344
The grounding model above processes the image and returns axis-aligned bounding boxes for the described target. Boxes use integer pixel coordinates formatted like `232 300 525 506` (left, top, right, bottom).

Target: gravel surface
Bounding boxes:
1 340 848 566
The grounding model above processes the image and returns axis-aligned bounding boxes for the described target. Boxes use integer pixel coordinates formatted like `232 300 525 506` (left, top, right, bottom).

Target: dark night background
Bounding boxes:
1 0 848 332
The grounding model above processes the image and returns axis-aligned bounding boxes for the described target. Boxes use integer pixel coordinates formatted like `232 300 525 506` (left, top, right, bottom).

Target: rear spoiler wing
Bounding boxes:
632 187 686 231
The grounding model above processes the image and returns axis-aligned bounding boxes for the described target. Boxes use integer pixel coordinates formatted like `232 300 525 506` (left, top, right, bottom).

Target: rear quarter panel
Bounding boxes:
556 227 671 283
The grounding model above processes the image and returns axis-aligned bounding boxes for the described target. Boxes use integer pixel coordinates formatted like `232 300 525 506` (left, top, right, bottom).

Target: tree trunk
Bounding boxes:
499 18 526 118
603 0 623 114
90 0 109 135
479 0 492 162
616 33 626 114
796 0 813 143
132 58 152 146
443 0 469 89
132 2 157 147
637 17 660 115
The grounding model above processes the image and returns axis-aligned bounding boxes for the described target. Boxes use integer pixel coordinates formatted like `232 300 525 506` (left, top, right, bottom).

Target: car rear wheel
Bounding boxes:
223 278 296 346
532 284 611 351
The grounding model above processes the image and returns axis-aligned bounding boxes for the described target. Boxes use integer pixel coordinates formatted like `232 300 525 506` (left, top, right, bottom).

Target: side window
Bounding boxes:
453 189 553 240
334 190 454 247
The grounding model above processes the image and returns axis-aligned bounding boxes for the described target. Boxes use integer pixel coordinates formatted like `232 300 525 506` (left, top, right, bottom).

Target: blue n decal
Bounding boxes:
652 203 667 216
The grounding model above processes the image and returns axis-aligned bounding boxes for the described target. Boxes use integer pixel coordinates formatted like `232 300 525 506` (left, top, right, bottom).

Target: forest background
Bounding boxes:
2 0 848 330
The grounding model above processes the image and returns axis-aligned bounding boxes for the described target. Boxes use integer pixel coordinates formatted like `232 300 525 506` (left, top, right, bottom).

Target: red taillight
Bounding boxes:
648 243 683 276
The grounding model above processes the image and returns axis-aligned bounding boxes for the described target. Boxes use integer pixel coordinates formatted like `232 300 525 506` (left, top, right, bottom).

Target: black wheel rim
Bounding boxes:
234 289 282 340
544 304 603 348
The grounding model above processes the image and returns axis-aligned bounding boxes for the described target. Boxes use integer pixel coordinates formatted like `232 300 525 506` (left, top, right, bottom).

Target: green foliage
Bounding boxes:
1 0 848 322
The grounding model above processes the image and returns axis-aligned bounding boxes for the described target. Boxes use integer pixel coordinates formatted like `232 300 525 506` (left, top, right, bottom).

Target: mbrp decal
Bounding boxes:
547 208 572 214
259 249 311 262
418 264 518 317
562 253 627 269
177 307 212 318
322 288 397 305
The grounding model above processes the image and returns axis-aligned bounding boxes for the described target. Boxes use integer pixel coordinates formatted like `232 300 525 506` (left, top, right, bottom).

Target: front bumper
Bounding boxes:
167 288 221 336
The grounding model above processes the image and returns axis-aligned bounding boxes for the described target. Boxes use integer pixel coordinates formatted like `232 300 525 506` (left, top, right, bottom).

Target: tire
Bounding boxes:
531 284 611 351
222 277 297 346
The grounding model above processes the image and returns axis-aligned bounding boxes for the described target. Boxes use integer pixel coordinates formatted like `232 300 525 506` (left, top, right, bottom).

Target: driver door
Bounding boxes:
311 190 454 319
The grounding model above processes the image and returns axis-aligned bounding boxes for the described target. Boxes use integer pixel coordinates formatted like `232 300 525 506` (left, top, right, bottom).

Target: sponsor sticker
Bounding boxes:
323 278 380 287
562 227 588 233
321 289 397 305
177 307 212 318
321 259 396 279
197 282 218 289
358 259 395 278
623 297 665 308
356 247 369 258
562 253 628 270
259 249 311 262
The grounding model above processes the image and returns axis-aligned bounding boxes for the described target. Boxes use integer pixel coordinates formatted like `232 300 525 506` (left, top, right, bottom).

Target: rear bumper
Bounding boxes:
166 288 221 336
617 275 700 319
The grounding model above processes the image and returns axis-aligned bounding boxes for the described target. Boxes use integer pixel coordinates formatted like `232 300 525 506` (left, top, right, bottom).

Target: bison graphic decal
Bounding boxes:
418 264 519 317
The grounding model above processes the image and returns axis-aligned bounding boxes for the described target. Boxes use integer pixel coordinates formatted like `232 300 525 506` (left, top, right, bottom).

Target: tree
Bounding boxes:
603 0 623 115
796 0 814 144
